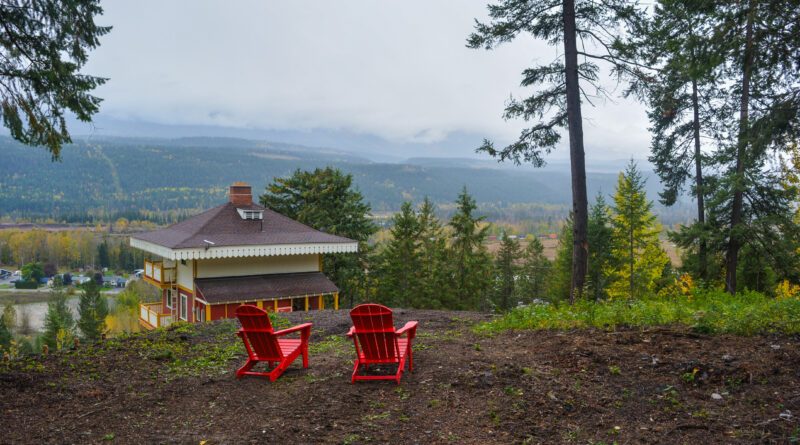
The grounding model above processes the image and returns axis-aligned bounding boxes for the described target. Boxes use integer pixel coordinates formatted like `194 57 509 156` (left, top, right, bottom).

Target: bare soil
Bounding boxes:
1 309 798 444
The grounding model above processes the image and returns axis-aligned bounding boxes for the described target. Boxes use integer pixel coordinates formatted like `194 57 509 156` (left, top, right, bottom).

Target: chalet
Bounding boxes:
130 182 357 330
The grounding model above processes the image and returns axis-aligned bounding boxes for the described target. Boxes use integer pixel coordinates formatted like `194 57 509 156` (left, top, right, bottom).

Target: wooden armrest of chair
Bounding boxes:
274 323 313 339
395 321 418 339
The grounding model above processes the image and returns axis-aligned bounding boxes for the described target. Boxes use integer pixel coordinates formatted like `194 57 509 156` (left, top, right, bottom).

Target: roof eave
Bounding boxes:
130 238 358 260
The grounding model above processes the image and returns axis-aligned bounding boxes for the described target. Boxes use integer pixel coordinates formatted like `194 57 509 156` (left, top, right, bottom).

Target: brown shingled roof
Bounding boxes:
194 272 339 305
131 202 354 249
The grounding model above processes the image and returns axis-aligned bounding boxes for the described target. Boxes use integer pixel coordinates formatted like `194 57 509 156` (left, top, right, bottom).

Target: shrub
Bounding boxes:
476 288 800 336
14 280 38 289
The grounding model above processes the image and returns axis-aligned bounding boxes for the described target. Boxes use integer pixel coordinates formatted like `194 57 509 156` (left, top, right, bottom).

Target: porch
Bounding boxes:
139 302 175 330
143 260 176 289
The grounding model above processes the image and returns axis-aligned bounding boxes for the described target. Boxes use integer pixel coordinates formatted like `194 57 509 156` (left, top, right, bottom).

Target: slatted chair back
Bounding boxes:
235 305 283 361
350 304 399 362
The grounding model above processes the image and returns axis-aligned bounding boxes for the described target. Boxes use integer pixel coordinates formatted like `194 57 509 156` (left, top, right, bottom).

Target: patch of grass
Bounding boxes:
474 288 800 336
608 365 621 375
308 335 347 355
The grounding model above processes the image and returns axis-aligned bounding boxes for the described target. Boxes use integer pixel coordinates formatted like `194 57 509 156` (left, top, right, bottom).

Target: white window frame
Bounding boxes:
166 290 173 309
180 294 187 321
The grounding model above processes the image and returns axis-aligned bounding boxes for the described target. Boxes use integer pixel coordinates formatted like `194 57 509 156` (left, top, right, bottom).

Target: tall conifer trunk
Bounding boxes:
691 79 707 282
563 0 589 303
725 6 754 295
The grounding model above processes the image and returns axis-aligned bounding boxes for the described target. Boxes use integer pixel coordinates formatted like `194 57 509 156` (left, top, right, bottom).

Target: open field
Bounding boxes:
1 309 797 443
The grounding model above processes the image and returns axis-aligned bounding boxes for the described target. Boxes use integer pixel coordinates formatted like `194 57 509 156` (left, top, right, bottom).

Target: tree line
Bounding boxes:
468 0 800 298
261 165 799 313
0 229 146 274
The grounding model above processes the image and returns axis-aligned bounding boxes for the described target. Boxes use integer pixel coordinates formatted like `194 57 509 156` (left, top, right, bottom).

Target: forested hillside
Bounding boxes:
0 136 693 224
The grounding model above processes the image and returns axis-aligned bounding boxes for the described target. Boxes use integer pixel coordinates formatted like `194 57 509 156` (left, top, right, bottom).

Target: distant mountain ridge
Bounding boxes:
0 136 694 224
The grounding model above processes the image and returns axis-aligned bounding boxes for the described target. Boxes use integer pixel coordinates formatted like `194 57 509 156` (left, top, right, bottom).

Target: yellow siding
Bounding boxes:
196 254 318 279
177 260 194 292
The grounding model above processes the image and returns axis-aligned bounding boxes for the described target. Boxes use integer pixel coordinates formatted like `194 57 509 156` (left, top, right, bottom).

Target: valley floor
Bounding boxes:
0 309 798 444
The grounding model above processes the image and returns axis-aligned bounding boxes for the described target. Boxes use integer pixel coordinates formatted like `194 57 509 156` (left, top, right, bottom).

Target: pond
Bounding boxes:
0 293 141 336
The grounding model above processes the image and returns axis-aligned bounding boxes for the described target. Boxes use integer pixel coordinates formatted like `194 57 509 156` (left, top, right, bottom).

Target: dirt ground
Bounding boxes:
1 309 798 444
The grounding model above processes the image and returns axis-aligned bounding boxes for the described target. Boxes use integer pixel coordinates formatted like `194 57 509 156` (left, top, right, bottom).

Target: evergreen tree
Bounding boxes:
711 1 800 294
608 161 669 299
415 197 449 309
587 195 615 300
468 0 642 302
634 0 721 284
260 167 378 307
0 316 11 351
0 0 110 159
2 302 17 335
42 286 75 350
448 187 492 310
97 239 110 269
517 237 551 304
375 202 422 308
549 215 574 302
77 279 107 341
491 231 521 311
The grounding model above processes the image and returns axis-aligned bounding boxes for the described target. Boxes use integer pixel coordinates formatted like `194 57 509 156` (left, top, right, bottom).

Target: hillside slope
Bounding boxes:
0 310 797 443
0 136 696 224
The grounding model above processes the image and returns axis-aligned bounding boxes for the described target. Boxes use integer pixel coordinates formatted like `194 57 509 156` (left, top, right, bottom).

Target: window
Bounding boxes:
236 208 264 220
166 290 173 309
180 294 187 321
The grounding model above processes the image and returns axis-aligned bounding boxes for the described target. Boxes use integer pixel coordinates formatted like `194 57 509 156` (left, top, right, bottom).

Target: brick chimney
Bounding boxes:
229 182 253 205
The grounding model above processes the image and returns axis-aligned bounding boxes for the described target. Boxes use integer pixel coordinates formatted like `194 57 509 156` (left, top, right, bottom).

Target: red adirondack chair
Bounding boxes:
347 303 418 384
234 304 312 382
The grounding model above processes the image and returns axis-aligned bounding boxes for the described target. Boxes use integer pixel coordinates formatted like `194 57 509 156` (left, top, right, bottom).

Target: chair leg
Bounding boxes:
237 359 256 378
351 359 360 384
301 343 309 368
408 347 413 372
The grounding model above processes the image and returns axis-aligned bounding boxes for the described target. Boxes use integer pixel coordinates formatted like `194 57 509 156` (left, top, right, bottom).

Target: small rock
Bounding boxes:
641 356 650 361
424 430 432 434
651 357 660 365
771 344 781 350
548 392 558 401
779 413 793 420
722 354 733 362
711 393 723 400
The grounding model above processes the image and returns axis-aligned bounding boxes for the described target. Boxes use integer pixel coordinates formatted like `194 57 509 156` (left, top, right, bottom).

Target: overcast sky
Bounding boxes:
78 0 652 161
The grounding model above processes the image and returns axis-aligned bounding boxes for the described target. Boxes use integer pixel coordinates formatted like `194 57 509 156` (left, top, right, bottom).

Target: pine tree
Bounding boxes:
415 197 449 309
517 237 552 304
0 0 110 159
77 279 107 341
260 167 378 307
1 302 17 335
491 231 522 311
375 202 422 308
468 0 643 302
550 215 574 302
710 1 800 294
608 161 669 299
97 239 110 269
448 187 492 311
630 0 721 283
587 195 615 300
0 316 11 351
42 286 75 350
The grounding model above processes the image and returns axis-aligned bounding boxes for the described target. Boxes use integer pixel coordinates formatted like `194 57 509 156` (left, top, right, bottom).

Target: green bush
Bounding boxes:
14 280 38 289
475 288 800 336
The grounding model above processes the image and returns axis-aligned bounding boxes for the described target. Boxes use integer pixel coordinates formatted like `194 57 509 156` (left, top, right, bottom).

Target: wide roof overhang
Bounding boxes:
130 238 358 261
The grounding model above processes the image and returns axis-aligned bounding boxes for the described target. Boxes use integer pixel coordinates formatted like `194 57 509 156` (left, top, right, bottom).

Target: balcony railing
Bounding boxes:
143 260 176 288
139 302 174 330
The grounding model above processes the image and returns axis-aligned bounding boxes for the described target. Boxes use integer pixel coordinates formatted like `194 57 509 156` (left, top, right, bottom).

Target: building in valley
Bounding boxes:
130 182 357 329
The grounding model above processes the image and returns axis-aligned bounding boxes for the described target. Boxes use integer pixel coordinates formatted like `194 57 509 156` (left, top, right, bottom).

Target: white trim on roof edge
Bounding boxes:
129 238 358 260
